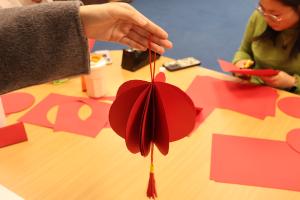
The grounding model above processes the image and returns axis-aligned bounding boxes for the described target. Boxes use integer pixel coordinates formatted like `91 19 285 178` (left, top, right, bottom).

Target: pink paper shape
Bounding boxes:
0 122 27 148
278 97 300 118
186 76 278 126
210 132 300 192
19 93 78 128
1 92 35 115
218 59 279 76
54 98 111 137
109 80 197 156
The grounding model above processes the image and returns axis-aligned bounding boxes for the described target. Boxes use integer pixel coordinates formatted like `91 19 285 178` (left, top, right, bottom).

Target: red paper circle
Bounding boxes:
278 97 300 118
286 129 300 153
1 92 35 115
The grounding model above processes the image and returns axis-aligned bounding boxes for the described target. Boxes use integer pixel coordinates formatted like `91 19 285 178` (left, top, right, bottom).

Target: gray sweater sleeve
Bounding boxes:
0 1 90 94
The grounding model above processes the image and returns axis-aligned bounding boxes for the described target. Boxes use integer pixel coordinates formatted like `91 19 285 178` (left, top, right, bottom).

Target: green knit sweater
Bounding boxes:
233 10 300 94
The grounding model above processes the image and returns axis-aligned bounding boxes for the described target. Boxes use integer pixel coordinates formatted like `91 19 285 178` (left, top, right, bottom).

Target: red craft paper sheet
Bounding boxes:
210 132 300 192
186 76 278 126
19 93 78 128
278 97 300 118
0 122 27 148
54 98 111 137
1 92 35 115
88 39 95 52
218 59 279 76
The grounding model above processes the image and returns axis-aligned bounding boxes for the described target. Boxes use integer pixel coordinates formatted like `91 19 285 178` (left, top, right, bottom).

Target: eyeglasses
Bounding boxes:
256 6 282 22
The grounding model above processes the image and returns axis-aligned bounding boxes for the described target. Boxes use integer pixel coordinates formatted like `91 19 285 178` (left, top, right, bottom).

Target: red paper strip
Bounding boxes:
186 76 278 126
0 122 27 148
278 97 300 118
54 99 111 137
218 59 279 76
210 132 300 192
1 92 35 115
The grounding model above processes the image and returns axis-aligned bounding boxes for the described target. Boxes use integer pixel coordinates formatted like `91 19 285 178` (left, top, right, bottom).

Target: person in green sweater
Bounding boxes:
233 0 300 94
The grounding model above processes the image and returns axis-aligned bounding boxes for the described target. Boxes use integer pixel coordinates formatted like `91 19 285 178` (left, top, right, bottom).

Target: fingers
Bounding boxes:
132 26 173 49
119 37 147 51
110 3 170 40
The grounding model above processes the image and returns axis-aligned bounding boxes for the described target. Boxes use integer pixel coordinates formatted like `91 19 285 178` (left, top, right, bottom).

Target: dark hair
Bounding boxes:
253 0 300 58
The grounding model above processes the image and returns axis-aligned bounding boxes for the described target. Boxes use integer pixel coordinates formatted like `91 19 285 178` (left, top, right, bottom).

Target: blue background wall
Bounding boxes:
93 0 258 71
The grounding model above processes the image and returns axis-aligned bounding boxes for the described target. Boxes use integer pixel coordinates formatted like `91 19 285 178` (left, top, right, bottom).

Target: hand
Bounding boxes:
235 59 253 69
233 59 252 80
79 3 173 54
260 71 296 89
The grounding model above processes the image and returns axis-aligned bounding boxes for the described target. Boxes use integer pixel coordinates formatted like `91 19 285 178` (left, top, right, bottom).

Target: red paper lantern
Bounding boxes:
109 38 198 199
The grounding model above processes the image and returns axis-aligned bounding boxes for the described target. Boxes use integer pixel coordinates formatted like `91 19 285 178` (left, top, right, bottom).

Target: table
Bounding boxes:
0 51 300 200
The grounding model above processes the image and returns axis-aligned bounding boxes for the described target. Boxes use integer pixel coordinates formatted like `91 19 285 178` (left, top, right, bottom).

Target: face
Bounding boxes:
259 0 300 31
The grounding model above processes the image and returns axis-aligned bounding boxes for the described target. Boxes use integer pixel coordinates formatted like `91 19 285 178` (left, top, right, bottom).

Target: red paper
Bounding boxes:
1 92 35 115
19 93 78 128
88 39 95 52
0 122 27 148
210 132 300 192
278 97 300 118
109 80 197 156
186 76 278 126
54 98 111 137
218 59 279 76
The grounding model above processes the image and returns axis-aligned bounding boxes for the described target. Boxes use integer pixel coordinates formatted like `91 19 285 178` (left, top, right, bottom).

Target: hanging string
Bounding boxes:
146 35 158 199
148 35 157 83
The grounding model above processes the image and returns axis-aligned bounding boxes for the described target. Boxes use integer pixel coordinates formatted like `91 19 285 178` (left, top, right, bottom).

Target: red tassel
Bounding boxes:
147 144 157 199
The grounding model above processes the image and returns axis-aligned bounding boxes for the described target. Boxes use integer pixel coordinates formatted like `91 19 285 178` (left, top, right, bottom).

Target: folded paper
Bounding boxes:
218 59 279 76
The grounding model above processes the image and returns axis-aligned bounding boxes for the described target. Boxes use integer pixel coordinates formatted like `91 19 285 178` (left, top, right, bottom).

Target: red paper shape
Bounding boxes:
186 76 278 126
109 80 197 156
154 72 166 82
210 131 300 192
286 129 300 153
218 59 279 76
0 122 27 148
54 98 111 137
88 39 95 52
1 92 35 115
278 97 300 118
19 93 78 128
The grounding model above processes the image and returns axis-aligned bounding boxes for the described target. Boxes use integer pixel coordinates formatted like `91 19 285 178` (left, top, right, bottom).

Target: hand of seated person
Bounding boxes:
260 71 296 89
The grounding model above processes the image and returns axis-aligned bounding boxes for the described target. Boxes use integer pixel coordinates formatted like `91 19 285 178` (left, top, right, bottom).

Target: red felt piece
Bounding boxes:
286 129 300 154
278 97 300 118
186 76 278 126
0 122 27 148
218 59 279 76
1 92 35 115
19 93 78 128
210 133 300 192
54 98 111 137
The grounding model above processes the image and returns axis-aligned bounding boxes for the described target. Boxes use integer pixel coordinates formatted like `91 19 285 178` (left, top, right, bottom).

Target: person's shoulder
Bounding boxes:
248 10 267 35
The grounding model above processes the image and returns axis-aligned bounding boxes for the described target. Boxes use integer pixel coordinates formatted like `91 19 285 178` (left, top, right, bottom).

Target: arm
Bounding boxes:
0 2 172 94
232 12 257 64
0 1 89 94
